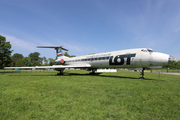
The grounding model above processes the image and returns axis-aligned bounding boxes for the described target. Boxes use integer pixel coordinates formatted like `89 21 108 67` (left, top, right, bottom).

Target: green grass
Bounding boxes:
146 68 180 73
0 70 180 120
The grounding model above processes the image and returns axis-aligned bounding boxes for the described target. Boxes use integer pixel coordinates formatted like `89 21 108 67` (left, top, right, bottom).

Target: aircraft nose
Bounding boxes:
168 55 176 63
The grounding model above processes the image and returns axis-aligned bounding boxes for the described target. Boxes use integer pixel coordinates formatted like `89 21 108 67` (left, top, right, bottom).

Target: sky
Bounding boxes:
0 0 180 60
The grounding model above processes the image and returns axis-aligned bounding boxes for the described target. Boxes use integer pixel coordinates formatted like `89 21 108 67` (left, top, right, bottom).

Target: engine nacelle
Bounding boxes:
55 59 65 64
60 59 65 64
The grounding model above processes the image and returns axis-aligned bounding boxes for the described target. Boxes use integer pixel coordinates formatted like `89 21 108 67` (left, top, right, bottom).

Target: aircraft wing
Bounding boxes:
5 64 91 69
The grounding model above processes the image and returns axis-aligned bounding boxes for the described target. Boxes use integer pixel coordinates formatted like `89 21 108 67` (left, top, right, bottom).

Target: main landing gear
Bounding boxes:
89 69 96 74
57 70 64 75
92 70 96 74
139 68 145 79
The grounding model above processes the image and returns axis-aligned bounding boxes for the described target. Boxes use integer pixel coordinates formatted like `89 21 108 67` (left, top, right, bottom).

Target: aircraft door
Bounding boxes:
140 52 150 67
131 58 134 66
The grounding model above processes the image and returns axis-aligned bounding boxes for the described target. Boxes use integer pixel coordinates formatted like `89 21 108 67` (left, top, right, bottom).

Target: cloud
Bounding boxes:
63 43 82 52
5 35 37 51
3 34 56 51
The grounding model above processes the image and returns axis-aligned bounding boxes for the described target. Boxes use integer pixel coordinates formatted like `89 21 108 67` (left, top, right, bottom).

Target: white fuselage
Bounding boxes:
5 48 176 73
55 48 176 69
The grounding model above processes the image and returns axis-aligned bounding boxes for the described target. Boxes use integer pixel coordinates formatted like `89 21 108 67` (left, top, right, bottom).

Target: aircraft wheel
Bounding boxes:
57 70 64 75
139 68 145 79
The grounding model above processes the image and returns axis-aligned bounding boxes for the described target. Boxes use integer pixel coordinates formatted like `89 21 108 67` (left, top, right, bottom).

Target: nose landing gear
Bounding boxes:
139 68 145 79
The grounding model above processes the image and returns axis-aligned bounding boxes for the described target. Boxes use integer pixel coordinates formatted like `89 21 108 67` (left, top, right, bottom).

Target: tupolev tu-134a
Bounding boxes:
5 46 176 79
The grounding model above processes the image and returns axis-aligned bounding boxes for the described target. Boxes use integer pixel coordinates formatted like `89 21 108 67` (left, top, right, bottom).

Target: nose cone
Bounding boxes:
150 52 175 66
168 55 176 63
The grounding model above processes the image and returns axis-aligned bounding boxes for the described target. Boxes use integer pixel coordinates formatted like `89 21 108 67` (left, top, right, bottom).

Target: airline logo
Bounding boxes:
57 53 63 57
109 53 136 65
56 49 63 57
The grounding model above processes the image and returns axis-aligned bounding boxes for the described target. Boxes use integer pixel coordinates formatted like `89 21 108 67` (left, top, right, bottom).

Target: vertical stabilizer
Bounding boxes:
56 48 64 58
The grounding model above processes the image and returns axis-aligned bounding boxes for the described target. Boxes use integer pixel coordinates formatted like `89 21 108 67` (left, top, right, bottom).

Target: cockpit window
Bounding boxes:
141 49 147 52
141 49 156 52
147 49 156 52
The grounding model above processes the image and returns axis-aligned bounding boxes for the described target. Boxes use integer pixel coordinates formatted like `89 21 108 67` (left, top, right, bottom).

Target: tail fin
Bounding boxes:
37 46 68 58
56 48 64 58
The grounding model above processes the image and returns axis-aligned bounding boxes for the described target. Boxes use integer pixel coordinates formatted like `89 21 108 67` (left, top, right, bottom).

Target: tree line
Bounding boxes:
164 61 180 68
0 35 75 68
10 52 75 67
0 35 179 68
10 52 56 67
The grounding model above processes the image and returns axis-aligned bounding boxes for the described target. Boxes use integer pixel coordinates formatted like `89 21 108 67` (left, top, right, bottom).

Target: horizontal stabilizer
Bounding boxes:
37 46 68 51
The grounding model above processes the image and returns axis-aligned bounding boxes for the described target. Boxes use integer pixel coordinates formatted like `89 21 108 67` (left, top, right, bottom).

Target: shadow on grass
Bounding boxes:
5 71 163 81
0 71 21 73
66 72 159 81
0 71 57 76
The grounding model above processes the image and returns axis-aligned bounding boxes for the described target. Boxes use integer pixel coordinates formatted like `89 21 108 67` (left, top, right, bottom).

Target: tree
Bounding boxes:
0 35 13 67
39 57 43 65
11 53 24 67
28 52 42 66
64 52 76 58
163 61 180 68
177 61 180 67
43 56 48 65
21 57 31 66
48 58 56 66
11 53 23 60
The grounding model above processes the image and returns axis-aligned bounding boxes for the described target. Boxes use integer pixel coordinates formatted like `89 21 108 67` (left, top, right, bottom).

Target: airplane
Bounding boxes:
5 46 176 79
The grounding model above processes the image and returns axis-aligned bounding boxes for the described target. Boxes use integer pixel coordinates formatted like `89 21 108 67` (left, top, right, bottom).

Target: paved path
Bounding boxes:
162 73 180 76
144 71 180 76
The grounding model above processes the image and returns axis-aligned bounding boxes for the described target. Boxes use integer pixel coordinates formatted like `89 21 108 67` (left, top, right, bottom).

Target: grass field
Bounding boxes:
146 68 180 73
0 70 180 120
